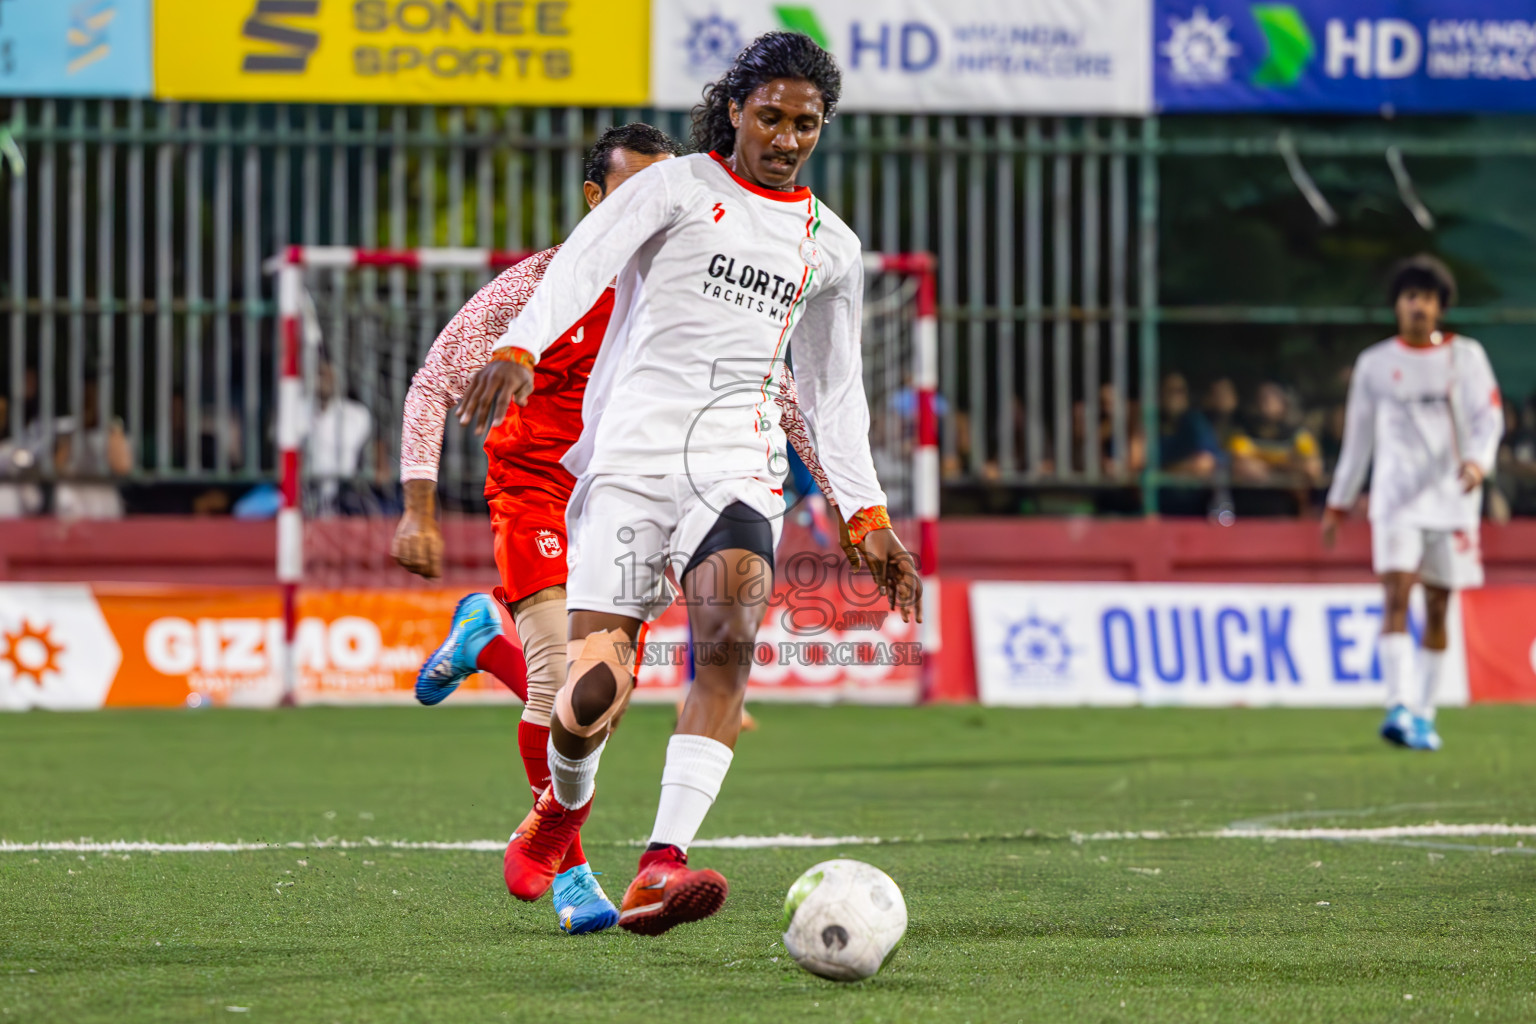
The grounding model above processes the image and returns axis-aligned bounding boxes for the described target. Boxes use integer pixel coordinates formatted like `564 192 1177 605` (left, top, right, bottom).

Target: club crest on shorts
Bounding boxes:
799 237 823 269
534 530 563 559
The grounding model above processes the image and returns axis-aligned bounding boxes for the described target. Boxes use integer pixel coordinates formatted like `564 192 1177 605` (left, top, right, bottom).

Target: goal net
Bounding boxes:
273 246 937 702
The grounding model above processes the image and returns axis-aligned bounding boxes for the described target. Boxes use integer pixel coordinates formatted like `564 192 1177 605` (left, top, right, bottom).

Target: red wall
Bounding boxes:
9 515 1536 585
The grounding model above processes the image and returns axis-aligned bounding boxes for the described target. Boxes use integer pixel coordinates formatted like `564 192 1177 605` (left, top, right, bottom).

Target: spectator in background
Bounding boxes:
0 369 44 517
1229 382 1323 487
1494 393 1536 518
307 359 379 514
52 378 132 519
1158 372 1219 478
1204 376 1267 483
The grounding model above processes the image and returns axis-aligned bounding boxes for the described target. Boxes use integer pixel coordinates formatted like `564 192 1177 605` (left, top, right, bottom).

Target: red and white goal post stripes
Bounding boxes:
273 245 938 702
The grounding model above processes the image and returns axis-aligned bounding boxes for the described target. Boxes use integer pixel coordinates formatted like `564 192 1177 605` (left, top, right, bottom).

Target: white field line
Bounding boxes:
3 824 1536 855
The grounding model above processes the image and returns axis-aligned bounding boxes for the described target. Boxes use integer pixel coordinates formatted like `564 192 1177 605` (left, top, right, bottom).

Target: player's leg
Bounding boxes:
1407 582 1450 752
619 499 775 936
415 586 527 707
506 586 620 934
1408 528 1481 751
504 477 669 902
504 606 643 902
1372 523 1423 746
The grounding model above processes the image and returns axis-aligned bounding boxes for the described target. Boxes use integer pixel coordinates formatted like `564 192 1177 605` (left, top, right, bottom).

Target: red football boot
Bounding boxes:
503 786 591 902
617 844 728 936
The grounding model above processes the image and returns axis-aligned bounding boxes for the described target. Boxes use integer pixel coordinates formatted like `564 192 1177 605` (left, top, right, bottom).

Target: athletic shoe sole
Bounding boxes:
618 870 728 936
560 904 620 936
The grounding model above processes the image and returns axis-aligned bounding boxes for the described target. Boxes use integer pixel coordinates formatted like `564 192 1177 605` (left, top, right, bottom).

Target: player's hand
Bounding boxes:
456 358 534 435
391 511 443 579
1320 505 1345 550
857 528 923 624
392 480 443 580
1458 460 1486 494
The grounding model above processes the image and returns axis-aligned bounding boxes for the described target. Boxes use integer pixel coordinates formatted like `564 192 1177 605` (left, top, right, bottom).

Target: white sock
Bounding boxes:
1378 632 1414 709
548 738 605 810
1418 649 1447 721
648 734 734 853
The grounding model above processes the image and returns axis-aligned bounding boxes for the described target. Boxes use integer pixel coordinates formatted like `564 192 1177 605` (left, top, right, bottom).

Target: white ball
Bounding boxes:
781 859 907 982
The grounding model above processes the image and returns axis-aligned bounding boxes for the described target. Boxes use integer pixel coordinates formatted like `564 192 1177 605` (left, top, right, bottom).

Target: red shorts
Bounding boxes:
489 488 570 605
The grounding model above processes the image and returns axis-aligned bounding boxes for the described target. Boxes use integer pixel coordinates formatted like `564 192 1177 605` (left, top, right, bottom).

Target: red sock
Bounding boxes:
475 635 528 701
517 720 587 872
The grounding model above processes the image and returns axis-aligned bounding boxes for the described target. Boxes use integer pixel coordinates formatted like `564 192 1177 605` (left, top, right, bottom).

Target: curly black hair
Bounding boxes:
583 122 682 192
1388 253 1457 308
689 31 842 156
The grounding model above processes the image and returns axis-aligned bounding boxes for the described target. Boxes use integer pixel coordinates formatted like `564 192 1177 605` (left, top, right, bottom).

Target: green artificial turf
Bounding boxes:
2 705 1534 1023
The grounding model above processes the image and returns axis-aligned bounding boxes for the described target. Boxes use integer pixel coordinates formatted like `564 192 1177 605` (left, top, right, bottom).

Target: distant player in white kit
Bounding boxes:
1323 255 1503 751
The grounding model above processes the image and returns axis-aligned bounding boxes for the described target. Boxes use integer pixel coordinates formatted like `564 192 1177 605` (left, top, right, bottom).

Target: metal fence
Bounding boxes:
0 99 1155 512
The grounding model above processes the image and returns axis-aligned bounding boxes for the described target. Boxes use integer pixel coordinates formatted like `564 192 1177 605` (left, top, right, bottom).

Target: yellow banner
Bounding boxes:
154 0 647 104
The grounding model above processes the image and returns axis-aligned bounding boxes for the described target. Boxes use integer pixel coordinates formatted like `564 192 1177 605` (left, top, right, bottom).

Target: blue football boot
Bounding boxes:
552 862 619 936
1379 704 1412 747
415 593 502 706
1405 715 1443 752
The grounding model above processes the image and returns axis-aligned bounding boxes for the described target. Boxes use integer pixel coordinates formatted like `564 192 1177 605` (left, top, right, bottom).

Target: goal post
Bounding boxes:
272 245 938 704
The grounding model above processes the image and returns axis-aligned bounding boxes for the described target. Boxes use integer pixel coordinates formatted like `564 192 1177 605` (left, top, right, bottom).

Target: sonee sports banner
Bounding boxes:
1156 0 1536 113
153 0 648 104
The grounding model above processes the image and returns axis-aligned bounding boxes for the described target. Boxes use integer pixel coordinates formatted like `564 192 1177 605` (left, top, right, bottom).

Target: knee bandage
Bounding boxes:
512 598 566 727
554 628 637 739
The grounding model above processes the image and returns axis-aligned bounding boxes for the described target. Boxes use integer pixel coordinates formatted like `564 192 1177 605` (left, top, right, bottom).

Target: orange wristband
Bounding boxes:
493 346 535 370
847 505 892 546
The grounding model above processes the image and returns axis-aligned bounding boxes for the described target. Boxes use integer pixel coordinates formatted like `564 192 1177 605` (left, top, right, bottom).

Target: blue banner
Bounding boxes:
0 0 152 97
1155 1 1536 113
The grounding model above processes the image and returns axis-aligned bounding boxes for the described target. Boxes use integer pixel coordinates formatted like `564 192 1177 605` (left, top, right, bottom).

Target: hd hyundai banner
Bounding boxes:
651 0 1151 113
971 582 1472 707
1155 0 1536 113
0 583 918 709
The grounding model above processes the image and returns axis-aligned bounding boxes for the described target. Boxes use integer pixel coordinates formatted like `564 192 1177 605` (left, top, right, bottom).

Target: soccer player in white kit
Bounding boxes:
458 32 922 935
1322 256 1503 751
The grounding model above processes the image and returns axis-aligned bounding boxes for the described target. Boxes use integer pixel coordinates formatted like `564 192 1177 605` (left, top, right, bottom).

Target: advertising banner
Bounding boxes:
1459 587 1536 703
154 0 648 105
651 0 1151 113
0 0 153 97
1155 1 1536 113
0 581 918 709
971 582 1469 707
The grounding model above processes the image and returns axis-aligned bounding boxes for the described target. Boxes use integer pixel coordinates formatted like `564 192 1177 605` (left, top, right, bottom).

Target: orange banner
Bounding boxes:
96 586 516 707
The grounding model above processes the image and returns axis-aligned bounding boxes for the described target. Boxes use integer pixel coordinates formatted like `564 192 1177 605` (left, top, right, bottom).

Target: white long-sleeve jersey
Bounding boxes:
493 152 886 518
1326 333 1503 530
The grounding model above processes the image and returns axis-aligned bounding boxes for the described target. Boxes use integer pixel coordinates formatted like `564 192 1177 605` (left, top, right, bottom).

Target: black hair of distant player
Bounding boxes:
1388 253 1458 309
583 123 683 193
689 31 842 156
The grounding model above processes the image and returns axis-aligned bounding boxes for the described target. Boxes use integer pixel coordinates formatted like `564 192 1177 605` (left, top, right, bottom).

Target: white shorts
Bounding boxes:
1371 522 1484 590
564 473 784 622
